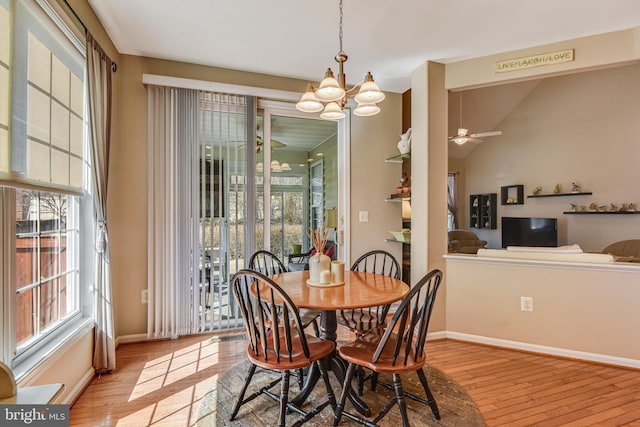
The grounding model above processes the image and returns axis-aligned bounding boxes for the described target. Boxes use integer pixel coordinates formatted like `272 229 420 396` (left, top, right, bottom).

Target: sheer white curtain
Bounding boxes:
147 86 199 338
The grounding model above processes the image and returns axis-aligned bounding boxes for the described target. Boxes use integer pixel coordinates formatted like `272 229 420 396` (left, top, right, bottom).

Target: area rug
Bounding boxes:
196 358 486 426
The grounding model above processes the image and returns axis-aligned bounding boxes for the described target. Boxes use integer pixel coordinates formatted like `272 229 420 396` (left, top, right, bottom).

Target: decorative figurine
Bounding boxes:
532 186 542 195
580 205 587 212
569 203 578 211
571 182 581 193
628 203 636 212
620 203 629 212
610 203 618 212
399 173 410 193
397 128 412 155
554 184 562 194
588 202 598 211
598 205 607 212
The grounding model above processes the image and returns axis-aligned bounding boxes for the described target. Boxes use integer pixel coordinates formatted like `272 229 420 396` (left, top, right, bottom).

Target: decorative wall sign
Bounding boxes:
495 49 574 73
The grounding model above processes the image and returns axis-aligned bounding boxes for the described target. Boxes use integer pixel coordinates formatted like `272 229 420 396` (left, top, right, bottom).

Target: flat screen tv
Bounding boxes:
501 217 558 248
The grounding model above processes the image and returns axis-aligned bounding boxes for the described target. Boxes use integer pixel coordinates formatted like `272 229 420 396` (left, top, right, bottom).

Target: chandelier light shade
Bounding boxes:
296 84 324 112
353 102 380 117
320 102 346 120
354 72 385 104
296 0 383 120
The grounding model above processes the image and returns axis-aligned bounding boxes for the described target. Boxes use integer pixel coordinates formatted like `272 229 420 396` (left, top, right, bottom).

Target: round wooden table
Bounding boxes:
268 270 409 415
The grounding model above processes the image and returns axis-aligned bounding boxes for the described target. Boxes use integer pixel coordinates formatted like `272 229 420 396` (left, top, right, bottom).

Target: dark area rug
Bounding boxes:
196 358 486 426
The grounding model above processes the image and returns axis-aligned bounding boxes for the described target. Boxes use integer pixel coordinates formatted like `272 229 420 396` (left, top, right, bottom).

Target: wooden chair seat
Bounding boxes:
338 333 424 374
248 329 335 371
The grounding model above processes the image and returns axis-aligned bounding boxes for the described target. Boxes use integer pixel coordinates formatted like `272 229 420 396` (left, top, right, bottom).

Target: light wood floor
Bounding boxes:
69 333 640 426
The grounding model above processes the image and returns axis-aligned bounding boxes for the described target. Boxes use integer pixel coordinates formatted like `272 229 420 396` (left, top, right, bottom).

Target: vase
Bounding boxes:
309 253 331 283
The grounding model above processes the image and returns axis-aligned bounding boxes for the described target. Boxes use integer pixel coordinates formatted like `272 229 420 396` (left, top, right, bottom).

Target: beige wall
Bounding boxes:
446 257 640 365
349 95 404 268
410 62 448 332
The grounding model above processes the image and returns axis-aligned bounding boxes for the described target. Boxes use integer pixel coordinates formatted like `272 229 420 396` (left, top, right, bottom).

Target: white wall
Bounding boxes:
463 63 640 251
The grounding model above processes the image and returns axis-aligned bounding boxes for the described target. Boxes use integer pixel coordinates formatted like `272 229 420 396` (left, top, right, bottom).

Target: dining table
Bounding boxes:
267 269 409 416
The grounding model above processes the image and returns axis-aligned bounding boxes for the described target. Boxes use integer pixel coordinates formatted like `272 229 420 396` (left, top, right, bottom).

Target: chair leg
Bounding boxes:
370 372 379 391
392 373 410 427
318 357 337 409
357 366 365 396
230 363 257 420
296 368 304 390
417 368 441 420
333 362 357 427
278 370 291 427
312 318 320 337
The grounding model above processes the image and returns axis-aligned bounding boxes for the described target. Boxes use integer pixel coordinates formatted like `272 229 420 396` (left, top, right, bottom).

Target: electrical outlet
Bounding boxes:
359 211 369 222
141 290 148 304
520 296 533 312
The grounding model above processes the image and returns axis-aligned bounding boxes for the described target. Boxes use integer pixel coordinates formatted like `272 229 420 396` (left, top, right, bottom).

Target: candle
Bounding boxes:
331 260 344 283
320 270 331 284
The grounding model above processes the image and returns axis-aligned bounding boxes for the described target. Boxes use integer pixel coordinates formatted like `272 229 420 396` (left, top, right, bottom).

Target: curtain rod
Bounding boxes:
62 0 118 72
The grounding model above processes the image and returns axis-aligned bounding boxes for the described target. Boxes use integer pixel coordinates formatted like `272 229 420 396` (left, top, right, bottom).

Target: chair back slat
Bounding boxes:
351 250 401 279
248 250 287 276
372 269 442 366
231 269 311 364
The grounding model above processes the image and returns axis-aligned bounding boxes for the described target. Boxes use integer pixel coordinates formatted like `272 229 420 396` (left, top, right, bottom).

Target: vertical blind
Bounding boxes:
147 85 248 338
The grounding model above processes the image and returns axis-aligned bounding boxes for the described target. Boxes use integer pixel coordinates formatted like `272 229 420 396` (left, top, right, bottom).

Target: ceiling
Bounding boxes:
89 0 640 94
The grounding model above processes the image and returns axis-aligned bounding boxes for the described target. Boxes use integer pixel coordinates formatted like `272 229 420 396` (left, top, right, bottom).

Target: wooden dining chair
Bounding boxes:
337 249 400 394
333 269 443 427
248 250 321 336
230 269 336 427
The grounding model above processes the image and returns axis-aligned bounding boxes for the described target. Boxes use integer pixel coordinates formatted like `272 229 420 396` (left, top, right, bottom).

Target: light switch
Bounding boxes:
359 211 369 222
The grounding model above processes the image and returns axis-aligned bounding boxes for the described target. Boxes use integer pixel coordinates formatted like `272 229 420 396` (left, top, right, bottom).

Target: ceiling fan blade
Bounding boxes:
469 130 502 138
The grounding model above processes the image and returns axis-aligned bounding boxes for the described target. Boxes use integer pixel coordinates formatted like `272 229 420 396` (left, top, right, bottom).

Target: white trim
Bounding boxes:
15 318 93 384
337 111 350 266
426 331 447 341
116 333 152 346
61 366 94 405
445 331 640 369
444 253 640 273
142 74 301 101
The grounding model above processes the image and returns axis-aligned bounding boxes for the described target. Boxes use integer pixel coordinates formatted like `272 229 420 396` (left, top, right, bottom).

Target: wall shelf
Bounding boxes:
501 185 524 205
385 152 410 163
470 193 497 229
564 211 639 215
528 192 592 198
385 238 411 244
386 192 411 202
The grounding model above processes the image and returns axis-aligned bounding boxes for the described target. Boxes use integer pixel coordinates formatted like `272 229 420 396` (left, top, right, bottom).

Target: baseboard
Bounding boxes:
445 331 640 369
426 331 447 341
116 333 149 347
62 367 95 405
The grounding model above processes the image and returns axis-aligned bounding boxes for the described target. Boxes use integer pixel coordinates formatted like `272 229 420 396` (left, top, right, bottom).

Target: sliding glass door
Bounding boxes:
256 105 338 266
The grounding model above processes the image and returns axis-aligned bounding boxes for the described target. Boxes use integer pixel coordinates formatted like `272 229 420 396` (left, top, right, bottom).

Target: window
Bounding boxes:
1 0 90 372
14 189 80 350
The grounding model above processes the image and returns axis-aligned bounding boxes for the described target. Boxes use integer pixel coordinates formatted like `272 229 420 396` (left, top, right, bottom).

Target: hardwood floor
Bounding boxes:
69 333 640 426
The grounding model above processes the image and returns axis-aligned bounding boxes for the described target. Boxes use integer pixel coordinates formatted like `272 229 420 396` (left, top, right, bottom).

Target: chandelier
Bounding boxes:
295 0 385 120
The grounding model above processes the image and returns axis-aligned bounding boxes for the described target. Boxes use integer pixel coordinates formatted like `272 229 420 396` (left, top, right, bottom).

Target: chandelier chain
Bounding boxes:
338 0 344 55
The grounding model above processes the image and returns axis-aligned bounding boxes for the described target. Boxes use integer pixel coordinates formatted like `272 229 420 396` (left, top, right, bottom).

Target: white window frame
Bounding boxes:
0 0 94 381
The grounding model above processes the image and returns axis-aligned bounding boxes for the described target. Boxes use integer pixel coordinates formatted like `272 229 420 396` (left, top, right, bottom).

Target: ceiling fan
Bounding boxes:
449 92 502 145
256 135 286 153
